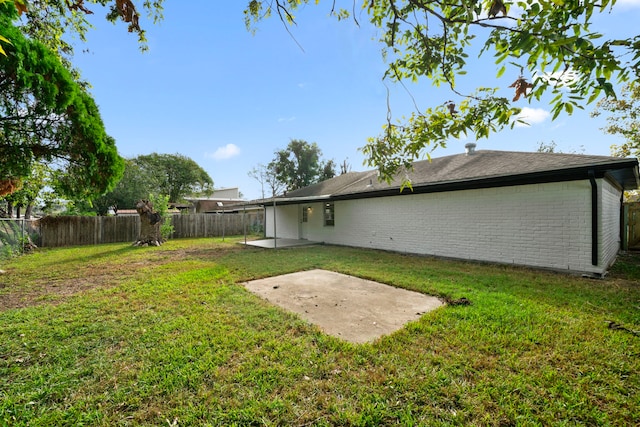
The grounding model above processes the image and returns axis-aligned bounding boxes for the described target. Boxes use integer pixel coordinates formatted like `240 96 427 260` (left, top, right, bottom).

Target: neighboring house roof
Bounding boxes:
272 150 640 205
115 209 139 215
185 197 246 203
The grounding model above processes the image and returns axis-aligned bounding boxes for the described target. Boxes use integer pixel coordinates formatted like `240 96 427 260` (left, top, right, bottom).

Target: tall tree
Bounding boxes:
270 140 336 192
592 82 640 202
592 82 640 159
91 154 214 214
90 158 155 215
0 3 124 199
320 159 337 182
135 153 214 203
245 1 640 182
1 162 52 219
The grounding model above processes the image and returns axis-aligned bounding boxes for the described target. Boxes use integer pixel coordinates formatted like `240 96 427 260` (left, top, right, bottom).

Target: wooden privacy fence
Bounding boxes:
625 202 640 249
36 212 264 248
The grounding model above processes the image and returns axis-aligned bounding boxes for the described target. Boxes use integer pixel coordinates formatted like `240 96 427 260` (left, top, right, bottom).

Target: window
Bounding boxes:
324 202 335 226
302 206 309 223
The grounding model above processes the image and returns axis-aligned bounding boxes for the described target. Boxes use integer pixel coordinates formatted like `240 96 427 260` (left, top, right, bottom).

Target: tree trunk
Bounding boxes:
24 202 33 220
133 200 163 246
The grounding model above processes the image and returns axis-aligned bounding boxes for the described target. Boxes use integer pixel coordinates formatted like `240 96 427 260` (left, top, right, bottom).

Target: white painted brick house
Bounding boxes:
264 148 639 276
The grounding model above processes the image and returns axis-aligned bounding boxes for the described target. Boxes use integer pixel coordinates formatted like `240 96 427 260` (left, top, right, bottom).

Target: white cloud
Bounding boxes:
278 116 296 122
514 107 550 127
207 143 240 160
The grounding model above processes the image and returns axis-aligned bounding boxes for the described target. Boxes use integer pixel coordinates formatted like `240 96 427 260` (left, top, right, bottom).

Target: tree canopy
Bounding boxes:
134 153 214 203
245 0 640 182
89 158 153 214
1 162 52 218
592 82 640 159
90 154 214 214
5 1 638 186
0 3 124 199
1 0 164 58
269 140 336 192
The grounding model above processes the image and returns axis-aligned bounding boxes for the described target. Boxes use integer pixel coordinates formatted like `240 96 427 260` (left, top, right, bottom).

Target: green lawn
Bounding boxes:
1 238 638 426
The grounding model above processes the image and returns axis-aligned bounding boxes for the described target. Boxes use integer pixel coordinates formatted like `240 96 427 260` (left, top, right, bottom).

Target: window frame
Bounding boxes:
324 202 335 226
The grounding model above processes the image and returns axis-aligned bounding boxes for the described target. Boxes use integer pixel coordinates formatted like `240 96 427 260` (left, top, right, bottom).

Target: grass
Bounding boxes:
1 238 639 426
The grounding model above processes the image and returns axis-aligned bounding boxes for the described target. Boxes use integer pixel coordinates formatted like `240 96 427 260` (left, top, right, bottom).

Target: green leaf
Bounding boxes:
0 33 11 56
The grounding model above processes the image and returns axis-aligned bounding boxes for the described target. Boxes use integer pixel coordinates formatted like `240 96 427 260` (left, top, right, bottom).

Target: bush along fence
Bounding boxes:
31 212 265 248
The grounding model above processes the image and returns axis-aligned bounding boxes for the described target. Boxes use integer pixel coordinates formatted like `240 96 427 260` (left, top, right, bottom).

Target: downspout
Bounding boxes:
621 194 628 251
588 170 598 266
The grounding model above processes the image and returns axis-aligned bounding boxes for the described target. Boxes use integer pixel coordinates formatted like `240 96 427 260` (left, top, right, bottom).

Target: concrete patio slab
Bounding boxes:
243 269 444 343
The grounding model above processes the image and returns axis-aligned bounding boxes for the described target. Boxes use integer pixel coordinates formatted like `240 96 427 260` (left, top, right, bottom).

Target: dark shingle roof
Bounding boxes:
279 150 639 203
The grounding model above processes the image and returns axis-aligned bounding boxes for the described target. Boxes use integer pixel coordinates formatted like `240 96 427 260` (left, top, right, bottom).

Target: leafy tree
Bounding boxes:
134 153 214 203
270 140 336 192
1 163 52 218
91 154 213 214
9 1 637 185
3 0 164 59
90 158 155 215
0 1 25 55
592 82 640 159
245 1 640 182
592 82 640 202
320 159 337 182
0 3 124 199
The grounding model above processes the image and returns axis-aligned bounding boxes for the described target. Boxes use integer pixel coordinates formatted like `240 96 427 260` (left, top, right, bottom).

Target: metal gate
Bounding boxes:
0 218 38 259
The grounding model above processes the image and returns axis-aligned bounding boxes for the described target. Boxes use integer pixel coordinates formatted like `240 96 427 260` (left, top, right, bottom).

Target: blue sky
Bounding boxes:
71 1 640 200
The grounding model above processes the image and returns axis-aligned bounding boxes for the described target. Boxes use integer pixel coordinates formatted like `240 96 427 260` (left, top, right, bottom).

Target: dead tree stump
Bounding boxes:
133 199 163 246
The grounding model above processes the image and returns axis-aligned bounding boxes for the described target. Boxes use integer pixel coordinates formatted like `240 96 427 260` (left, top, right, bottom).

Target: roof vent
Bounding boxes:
465 142 477 155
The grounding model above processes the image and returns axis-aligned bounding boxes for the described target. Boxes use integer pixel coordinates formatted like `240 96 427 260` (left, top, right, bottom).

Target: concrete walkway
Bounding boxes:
242 238 320 249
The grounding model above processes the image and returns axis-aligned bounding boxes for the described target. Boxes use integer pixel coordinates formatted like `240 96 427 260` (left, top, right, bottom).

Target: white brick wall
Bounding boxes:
600 179 622 270
265 204 299 238
266 179 623 275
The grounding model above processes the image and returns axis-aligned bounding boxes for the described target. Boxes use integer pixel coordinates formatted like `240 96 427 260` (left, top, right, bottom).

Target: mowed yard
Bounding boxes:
1 238 638 426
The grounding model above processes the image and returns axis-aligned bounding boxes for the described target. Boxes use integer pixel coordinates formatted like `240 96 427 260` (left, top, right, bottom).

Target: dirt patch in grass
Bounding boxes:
0 269 129 311
0 243 255 311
